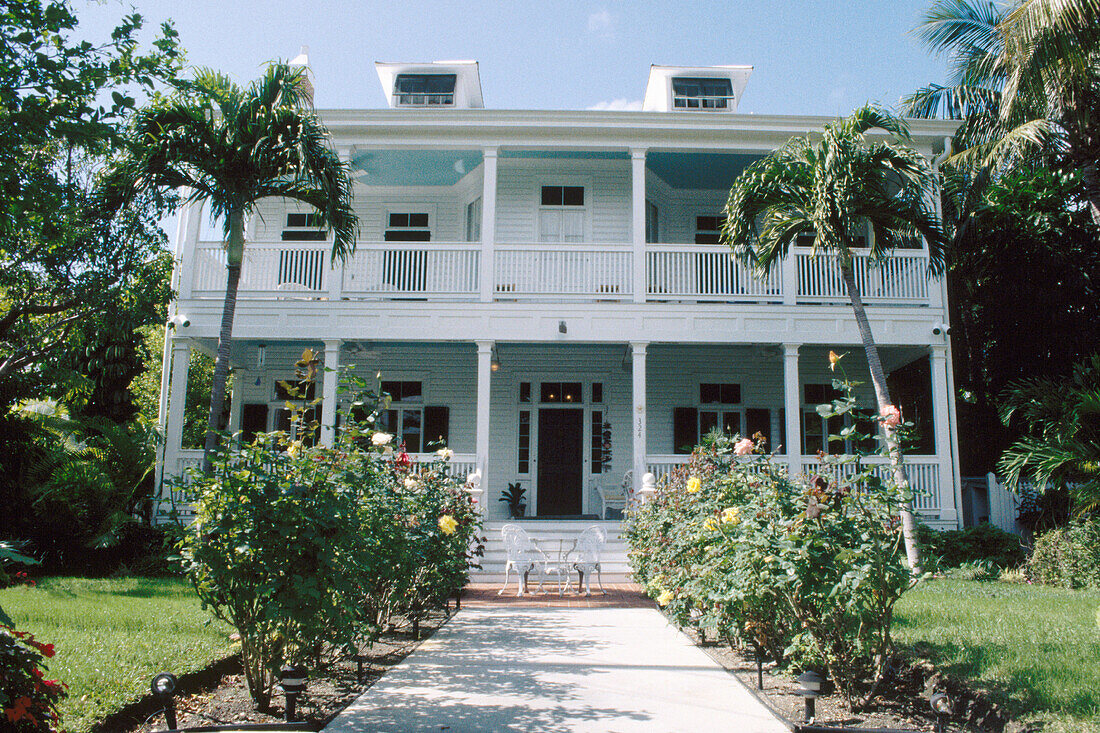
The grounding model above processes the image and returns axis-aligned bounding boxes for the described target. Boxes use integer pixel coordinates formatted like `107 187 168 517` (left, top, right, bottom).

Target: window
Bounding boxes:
674 384 752 454
695 216 723 244
519 382 532 403
538 185 585 243
700 383 741 404
802 383 877 455
591 411 608 474
394 74 456 106
271 377 319 446
385 213 431 242
517 411 531 473
672 77 734 109
282 212 327 241
465 198 482 242
275 379 317 401
540 382 582 403
379 381 424 451
645 201 659 243
591 382 603 404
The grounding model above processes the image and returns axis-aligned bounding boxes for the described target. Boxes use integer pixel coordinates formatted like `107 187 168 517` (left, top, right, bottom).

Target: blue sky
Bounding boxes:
77 0 950 116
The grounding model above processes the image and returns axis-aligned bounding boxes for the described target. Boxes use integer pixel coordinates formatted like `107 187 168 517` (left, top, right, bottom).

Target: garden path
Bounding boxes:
323 584 786 732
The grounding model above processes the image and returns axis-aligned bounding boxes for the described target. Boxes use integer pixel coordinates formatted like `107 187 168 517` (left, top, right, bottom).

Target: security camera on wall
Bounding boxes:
168 314 190 329
932 322 950 336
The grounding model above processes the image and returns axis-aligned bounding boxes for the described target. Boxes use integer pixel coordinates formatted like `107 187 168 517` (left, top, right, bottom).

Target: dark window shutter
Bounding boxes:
241 404 268 443
673 407 698 455
746 408 771 445
423 406 450 449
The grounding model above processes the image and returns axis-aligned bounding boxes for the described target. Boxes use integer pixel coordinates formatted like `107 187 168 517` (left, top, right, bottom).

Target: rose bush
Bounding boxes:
175 369 480 708
626 380 919 708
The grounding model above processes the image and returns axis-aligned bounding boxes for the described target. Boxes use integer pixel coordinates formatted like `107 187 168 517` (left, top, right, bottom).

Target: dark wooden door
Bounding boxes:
537 409 584 516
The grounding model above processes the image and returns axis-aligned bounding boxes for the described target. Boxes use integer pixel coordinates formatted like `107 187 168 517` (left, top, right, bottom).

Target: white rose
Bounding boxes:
436 447 454 460
404 476 420 490
372 432 393 446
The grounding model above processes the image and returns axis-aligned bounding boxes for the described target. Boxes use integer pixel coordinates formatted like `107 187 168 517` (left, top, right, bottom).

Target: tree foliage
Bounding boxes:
0 1 182 404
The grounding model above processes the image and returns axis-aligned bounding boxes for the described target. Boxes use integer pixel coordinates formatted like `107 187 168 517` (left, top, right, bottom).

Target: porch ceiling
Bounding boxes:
647 151 760 189
349 148 483 186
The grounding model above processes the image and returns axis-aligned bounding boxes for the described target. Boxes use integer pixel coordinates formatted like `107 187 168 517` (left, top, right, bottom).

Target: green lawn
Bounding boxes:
895 578 1100 732
0 576 233 732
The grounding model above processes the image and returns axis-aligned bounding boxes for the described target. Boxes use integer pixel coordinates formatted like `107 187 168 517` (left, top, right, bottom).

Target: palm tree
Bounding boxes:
113 64 358 471
906 0 1100 224
998 355 1100 514
724 105 949 572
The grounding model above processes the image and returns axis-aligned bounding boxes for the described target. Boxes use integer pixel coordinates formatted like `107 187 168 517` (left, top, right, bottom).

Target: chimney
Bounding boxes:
289 45 315 105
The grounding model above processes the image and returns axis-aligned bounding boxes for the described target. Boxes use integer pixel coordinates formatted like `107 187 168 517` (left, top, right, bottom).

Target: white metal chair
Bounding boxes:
498 524 548 596
594 471 632 519
566 525 608 596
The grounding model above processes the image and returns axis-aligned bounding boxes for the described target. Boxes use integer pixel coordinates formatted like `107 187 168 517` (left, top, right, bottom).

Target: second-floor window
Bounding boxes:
695 215 723 244
538 185 585 243
394 74 456 106
282 212 327 241
465 198 482 242
385 213 431 241
645 201 659 243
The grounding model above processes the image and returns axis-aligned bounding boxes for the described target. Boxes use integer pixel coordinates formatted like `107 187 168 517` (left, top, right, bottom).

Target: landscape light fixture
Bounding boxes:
279 664 308 722
796 670 824 723
150 672 178 730
930 692 954 733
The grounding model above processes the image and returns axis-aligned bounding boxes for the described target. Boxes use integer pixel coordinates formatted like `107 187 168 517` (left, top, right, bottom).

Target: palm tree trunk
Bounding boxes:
840 261 923 574
202 210 245 474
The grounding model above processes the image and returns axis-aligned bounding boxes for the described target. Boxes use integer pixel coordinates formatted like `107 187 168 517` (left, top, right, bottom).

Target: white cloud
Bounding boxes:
587 9 613 34
587 98 643 111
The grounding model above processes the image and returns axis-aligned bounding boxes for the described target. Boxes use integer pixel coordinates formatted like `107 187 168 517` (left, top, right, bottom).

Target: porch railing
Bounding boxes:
796 249 930 303
646 245 782 301
495 243 633 300
645 452 943 514
187 241 932 305
157 449 478 523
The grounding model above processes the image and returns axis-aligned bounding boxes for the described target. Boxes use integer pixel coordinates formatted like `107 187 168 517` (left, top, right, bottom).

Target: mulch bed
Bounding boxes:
107 607 453 733
685 628 1025 733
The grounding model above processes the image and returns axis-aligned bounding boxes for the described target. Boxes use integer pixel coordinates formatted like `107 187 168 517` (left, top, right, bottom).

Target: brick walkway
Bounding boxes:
461 582 653 609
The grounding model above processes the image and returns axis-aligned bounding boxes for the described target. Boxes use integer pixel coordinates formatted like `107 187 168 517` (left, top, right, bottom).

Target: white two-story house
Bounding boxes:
157 58 962 542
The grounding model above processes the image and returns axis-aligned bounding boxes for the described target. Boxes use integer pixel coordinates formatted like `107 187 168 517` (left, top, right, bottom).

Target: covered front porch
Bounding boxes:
158 340 960 528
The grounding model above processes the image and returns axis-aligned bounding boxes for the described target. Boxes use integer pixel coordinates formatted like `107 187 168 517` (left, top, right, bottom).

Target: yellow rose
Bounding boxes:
721 507 740 525
286 440 303 458
704 517 718 531
438 515 458 535
686 476 701 493
656 590 675 606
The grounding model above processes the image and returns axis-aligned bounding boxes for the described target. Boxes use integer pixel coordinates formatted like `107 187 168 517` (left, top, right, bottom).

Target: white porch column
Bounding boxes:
630 148 647 304
479 148 498 303
163 341 192 476
475 341 493 510
631 342 648 490
929 344 958 524
227 368 246 436
782 343 802 474
320 339 341 447
780 252 798 305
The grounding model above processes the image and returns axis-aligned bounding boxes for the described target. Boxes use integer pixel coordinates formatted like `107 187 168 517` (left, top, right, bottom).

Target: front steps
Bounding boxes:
470 520 634 586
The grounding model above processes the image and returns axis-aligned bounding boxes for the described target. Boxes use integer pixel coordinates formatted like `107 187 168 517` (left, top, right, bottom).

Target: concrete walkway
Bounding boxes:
324 602 788 732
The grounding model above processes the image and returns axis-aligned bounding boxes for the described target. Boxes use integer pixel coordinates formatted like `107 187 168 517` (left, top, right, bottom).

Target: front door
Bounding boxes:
537 408 584 516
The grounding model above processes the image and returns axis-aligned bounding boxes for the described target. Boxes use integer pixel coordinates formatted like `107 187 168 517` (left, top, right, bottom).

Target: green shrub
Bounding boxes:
1026 518 1100 589
626 435 914 707
177 373 480 709
916 522 1026 571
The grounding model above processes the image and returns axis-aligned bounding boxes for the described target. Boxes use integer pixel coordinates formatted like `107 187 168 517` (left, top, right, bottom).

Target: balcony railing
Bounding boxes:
188 242 932 305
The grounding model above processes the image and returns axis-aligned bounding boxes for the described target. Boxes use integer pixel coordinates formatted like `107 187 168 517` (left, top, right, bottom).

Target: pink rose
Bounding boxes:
880 404 902 428
734 438 754 456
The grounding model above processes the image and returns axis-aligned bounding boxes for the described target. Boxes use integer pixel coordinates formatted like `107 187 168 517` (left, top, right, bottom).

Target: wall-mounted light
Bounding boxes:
256 343 266 368
559 321 567 334
490 346 501 372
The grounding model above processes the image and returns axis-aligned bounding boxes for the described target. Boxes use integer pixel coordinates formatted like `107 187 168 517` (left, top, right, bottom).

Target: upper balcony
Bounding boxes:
176 147 942 314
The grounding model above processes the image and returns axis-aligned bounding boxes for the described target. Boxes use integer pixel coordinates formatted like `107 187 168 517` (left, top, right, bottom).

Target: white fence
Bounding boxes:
342 243 480 298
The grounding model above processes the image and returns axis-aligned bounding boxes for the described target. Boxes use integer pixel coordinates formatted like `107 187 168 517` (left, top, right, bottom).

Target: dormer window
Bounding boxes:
672 77 734 110
394 74 456 106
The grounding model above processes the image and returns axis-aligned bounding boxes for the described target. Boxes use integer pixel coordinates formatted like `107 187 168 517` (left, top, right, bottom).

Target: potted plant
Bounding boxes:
499 482 527 519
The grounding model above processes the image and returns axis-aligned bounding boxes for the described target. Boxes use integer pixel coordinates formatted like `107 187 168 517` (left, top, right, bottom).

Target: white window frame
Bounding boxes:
537 181 590 244
465 197 482 242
